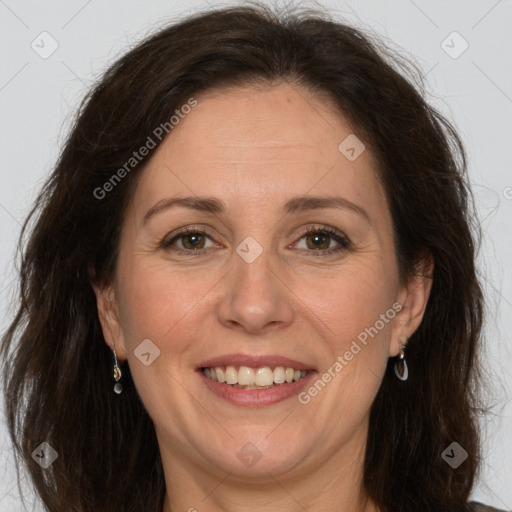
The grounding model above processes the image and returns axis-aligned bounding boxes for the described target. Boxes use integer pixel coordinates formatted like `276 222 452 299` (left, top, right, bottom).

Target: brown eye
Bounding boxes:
162 228 214 254
305 232 330 250
162 226 350 256
180 232 206 250
295 227 351 255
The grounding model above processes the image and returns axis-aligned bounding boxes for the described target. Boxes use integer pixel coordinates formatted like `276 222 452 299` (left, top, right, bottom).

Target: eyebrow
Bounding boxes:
142 195 371 225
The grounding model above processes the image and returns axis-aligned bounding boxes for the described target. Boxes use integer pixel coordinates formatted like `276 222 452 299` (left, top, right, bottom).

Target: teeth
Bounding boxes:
238 366 255 386
215 367 225 383
225 365 237 385
273 366 285 384
255 367 274 386
202 365 309 388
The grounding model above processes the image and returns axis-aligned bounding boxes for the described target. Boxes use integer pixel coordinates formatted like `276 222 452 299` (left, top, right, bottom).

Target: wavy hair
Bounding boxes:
1 3 488 511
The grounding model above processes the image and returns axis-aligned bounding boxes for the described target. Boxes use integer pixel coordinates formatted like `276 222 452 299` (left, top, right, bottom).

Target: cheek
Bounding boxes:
300 266 395 404
114 261 206 417
297 258 395 343
116 255 227 363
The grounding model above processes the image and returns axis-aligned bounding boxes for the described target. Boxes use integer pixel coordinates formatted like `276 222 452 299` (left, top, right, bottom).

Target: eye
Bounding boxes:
162 225 351 256
162 227 217 255
293 226 351 255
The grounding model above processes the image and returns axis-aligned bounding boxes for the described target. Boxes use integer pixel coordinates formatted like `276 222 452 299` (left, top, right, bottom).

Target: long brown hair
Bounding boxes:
1 3 489 511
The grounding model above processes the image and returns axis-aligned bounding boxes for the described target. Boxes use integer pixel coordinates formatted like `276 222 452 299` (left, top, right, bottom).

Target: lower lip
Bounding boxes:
198 370 317 407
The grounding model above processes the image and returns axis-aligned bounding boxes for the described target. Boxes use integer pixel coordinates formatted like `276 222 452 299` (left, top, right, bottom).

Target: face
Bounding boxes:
95 82 430 486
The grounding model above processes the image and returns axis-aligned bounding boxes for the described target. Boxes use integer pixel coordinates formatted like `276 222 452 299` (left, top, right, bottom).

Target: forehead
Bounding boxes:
129 82 388 221
164 82 356 162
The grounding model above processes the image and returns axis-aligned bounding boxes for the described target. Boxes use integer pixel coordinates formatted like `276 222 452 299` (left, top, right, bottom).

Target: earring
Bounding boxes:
394 339 408 381
112 348 123 394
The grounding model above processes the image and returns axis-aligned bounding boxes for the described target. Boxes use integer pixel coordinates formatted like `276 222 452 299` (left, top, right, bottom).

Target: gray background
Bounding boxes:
1 0 511 510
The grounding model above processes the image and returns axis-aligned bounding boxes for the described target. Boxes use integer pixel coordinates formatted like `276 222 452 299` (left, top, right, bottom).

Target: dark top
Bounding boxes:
467 501 510 512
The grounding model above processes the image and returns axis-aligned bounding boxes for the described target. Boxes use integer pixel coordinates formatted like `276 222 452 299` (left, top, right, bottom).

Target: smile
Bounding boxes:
202 365 309 389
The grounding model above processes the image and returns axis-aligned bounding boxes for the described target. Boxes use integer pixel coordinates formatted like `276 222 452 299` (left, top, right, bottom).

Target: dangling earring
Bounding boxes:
394 339 408 381
112 348 123 394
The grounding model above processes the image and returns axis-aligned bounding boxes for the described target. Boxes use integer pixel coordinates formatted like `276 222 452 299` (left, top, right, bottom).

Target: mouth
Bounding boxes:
201 365 309 389
196 354 316 406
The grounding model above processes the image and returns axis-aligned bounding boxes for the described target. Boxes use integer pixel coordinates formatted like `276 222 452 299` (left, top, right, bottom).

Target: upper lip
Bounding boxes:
197 353 315 371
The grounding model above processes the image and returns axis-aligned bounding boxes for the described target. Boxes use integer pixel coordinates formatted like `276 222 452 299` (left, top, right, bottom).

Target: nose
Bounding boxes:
216 246 295 335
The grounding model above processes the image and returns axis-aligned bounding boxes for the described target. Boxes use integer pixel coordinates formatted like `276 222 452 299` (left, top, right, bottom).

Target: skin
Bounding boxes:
94 82 432 512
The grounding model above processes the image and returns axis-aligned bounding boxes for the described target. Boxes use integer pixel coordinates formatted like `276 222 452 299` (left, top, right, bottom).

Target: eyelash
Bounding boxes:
161 225 351 257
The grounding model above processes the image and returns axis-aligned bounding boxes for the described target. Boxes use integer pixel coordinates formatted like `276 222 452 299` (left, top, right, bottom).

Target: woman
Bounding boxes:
0 3 506 512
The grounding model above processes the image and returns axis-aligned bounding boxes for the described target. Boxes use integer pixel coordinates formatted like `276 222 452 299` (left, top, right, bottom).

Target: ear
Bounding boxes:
92 281 127 361
389 254 434 357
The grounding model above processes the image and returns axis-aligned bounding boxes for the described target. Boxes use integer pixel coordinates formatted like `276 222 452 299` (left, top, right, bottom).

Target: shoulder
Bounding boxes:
466 501 510 512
